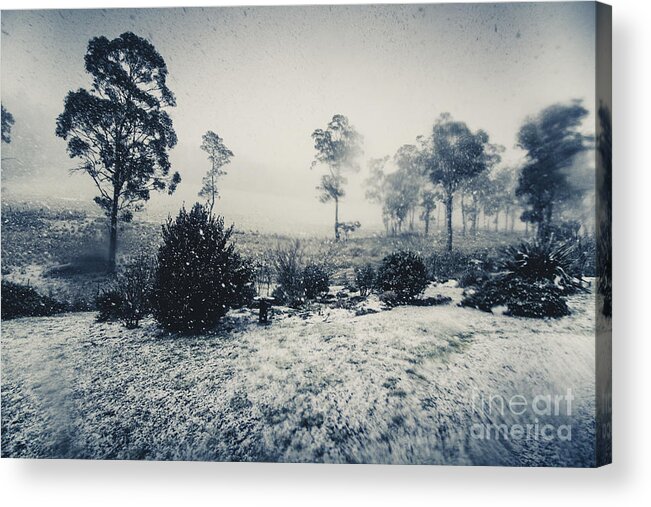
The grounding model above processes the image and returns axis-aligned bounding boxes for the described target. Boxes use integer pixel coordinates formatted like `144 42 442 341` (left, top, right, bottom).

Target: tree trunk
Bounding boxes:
504 205 510 232
471 196 478 237
209 166 216 215
461 193 466 236
445 191 453 252
424 215 430 236
209 186 215 215
334 197 340 240
494 210 499 232
108 191 119 274
538 204 553 240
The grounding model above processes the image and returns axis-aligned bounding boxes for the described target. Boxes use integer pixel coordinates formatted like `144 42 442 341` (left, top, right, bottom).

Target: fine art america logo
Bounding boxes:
468 389 575 442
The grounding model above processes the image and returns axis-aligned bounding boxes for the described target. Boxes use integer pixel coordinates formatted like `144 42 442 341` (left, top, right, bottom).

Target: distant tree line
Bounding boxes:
51 29 594 273
360 104 591 250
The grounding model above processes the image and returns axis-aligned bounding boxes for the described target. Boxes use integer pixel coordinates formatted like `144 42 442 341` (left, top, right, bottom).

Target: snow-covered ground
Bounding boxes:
1 284 596 466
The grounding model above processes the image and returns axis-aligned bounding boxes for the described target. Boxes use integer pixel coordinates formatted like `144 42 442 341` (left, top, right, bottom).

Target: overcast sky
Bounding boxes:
1 3 596 233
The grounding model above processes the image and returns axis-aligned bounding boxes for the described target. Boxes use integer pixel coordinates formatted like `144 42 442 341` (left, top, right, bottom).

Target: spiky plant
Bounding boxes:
499 239 586 294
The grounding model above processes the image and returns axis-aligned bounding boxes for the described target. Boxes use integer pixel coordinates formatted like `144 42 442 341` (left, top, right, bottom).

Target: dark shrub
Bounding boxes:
95 288 124 322
152 203 255 333
426 250 471 280
339 272 357 292
460 239 582 319
1 280 67 320
460 277 508 312
457 267 491 288
117 255 155 328
379 290 400 307
96 255 157 327
410 295 453 307
302 263 330 300
507 282 570 318
500 239 585 294
376 251 428 303
227 257 256 308
271 240 304 307
461 275 570 318
355 264 376 297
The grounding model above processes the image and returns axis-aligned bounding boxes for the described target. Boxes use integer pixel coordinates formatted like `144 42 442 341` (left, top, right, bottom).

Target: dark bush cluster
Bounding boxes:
376 250 428 303
427 249 499 283
95 288 124 322
95 255 155 328
378 290 400 307
461 239 585 318
270 241 332 306
499 239 585 294
117 255 155 328
302 263 330 300
354 264 376 297
461 276 569 318
152 203 255 333
457 267 491 288
1 280 67 320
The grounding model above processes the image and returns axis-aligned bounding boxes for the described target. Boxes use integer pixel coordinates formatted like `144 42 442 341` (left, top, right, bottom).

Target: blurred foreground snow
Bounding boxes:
1 284 596 466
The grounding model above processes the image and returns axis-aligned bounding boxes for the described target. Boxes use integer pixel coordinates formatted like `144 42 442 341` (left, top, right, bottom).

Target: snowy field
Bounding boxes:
1 283 596 466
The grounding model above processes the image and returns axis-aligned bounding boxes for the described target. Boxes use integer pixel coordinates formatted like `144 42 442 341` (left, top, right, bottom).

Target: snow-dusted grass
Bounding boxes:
1 284 596 465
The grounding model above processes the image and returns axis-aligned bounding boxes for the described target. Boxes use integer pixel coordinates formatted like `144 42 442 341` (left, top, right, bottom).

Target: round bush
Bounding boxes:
95 289 124 322
152 203 254 333
376 251 428 302
302 263 330 300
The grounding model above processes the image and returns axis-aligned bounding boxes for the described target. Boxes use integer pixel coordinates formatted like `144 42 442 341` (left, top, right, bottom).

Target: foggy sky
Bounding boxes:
0 3 597 233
